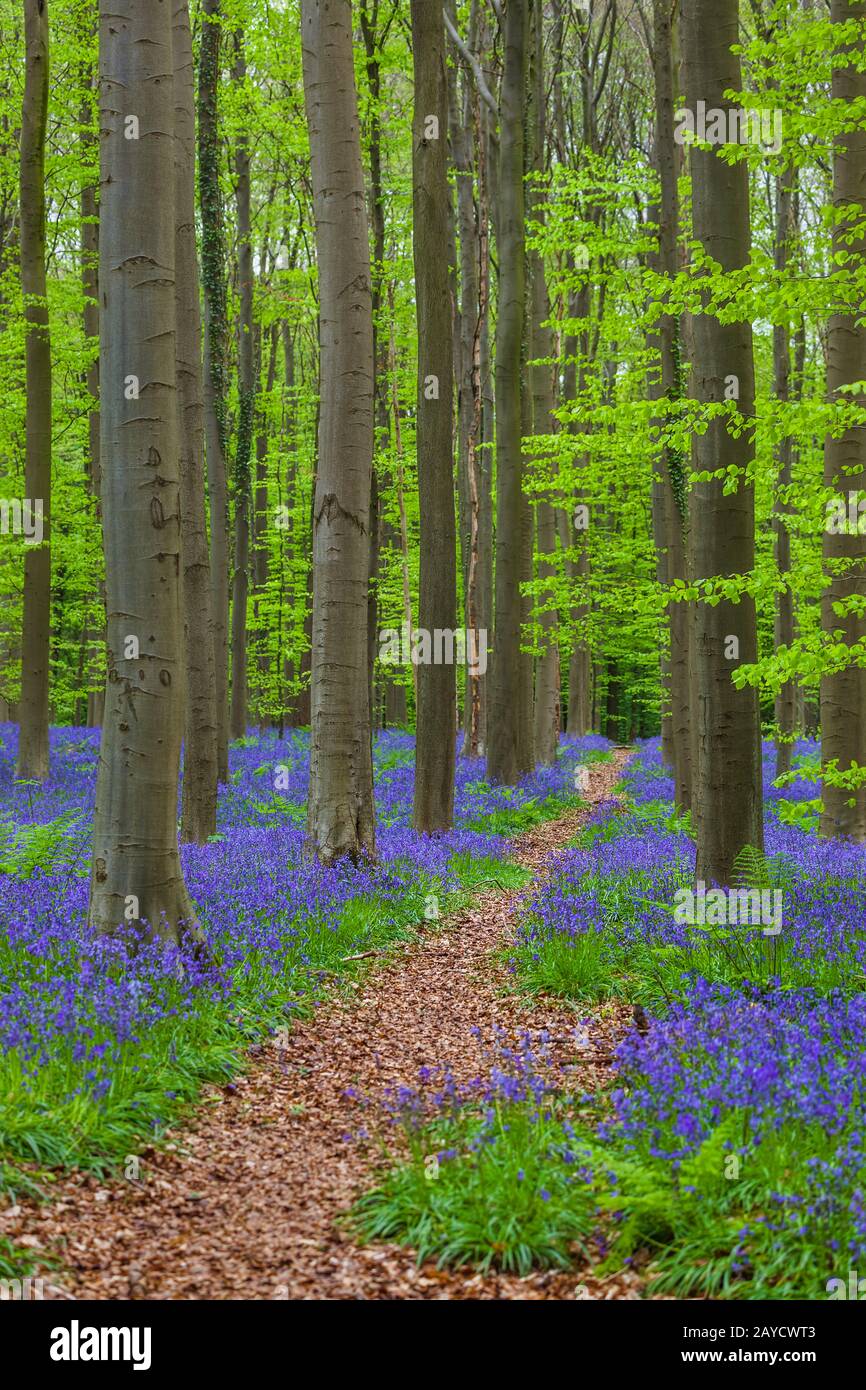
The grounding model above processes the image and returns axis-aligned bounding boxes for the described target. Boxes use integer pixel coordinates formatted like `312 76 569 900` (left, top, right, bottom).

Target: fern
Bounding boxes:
0 811 84 880
732 844 797 894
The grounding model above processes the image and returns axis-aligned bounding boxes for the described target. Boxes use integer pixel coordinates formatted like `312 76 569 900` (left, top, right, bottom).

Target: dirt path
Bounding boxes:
4 750 642 1301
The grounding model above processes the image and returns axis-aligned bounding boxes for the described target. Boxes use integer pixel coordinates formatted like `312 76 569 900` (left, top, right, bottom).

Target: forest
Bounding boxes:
0 0 865 1329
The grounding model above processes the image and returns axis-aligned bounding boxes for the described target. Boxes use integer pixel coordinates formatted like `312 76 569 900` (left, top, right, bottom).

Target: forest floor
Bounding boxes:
3 748 649 1301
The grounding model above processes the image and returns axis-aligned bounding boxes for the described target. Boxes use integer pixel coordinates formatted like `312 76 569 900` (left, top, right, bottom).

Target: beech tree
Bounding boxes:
230 29 254 743
89 0 201 945
529 0 560 767
649 0 691 810
411 0 456 830
487 0 528 787
79 30 103 730
447 0 492 759
820 0 866 839
683 0 764 882
174 0 218 844
301 0 376 863
18 0 51 781
198 0 230 783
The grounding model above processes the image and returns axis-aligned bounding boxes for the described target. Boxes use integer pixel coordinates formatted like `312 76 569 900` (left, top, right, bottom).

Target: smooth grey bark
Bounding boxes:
448 4 475 746
359 0 393 745
17 0 51 782
749 0 802 783
79 46 104 730
560 281 593 737
253 322 278 726
301 0 376 863
533 465 560 764
445 2 495 755
773 169 797 780
529 0 559 766
229 31 254 743
651 0 690 810
476 97 494 756
821 0 866 840
411 0 457 830
550 8 591 737
290 441 315 728
197 0 230 781
683 0 764 883
487 0 528 786
89 0 202 946
174 0 218 845
447 0 489 758
276 319 296 732
517 331 535 775
647 237 674 770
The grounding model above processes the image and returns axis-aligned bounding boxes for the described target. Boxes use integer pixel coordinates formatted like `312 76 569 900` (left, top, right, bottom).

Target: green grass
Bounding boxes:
0 1235 43 1284
581 749 616 765
466 792 585 838
447 853 531 894
375 747 416 772
511 928 618 1002
352 1096 595 1274
0 1006 244 1183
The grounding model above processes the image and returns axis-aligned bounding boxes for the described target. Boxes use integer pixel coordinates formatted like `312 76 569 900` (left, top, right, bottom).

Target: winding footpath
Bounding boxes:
3 750 643 1300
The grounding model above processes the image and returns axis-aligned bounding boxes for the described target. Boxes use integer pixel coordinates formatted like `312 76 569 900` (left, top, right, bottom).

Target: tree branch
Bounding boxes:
443 6 499 118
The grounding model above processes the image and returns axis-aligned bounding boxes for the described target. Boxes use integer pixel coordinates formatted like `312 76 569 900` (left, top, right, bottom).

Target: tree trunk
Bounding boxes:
229 31 254 743
197 0 230 781
606 665 621 743
517 372 535 775
560 281 593 738
487 0 527 786
529 0 558 766
411 0 457 830
683 0 764 883
533 499 559 764
550 4 591 739
253 322 277 727
475 88 494 753
174 0 218 845
359 0 391 748
652 0 690 809
292 458 315 727
90 0 202 947
388 302 417 707
385 680 407 726
276 320 296 731
17 0 51 782
821 0 866 840
301 0 376 864
446 0 488 758
773 169 796 781
79 46 104 730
